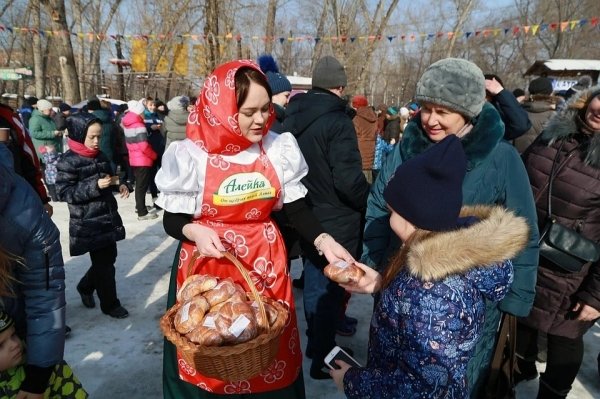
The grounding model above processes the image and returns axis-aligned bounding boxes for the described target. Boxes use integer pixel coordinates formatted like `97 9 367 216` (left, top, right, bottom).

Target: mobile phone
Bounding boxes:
324 346 361 370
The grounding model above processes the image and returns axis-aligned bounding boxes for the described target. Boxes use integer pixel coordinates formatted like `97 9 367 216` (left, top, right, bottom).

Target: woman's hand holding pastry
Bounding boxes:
183 223 225 258
314 233 354 265
339 262 383 294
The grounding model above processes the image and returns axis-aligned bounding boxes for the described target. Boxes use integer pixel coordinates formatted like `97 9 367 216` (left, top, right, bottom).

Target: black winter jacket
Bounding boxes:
489 89 532 140
55 151 125 256
283 88 369 264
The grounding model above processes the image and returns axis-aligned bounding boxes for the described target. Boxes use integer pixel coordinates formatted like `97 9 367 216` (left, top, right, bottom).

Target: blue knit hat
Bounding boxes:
383 135 467 231
258 54 292 95
66 113 101 143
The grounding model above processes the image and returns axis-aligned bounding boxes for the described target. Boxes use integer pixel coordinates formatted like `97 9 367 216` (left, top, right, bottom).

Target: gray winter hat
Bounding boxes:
415 58 486 120
312 56 347 89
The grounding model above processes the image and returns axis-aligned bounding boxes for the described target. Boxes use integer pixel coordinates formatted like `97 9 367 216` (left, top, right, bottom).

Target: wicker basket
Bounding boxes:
160 251 289 381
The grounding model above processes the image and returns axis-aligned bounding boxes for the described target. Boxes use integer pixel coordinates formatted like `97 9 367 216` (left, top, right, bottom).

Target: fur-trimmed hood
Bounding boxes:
401 102 505 170
405 205 529 282
540 84 600 168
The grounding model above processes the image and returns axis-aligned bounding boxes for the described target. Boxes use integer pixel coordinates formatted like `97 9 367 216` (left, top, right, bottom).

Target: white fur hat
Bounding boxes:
127 100 145 115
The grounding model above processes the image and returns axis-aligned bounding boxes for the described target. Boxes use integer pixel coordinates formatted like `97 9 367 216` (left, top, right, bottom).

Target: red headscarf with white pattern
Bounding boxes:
186 60 275 155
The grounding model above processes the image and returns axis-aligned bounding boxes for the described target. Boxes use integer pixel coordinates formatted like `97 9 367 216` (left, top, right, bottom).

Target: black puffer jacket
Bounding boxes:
55 151 125 256
283 88 369 264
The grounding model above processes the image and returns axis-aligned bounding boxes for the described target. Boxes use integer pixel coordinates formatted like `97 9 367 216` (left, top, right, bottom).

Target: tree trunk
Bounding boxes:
265 0 277 54
115 37 125 101
204 0 220 72
41 0 81 103
311 1 329 68
72 0 86 99
446 0 477 58
32 0 45 98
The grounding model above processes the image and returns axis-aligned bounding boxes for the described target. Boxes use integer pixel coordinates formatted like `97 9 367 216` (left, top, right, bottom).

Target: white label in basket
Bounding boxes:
229 315 250 337
203 315 216 328
335 260 349 269
180 302 191 323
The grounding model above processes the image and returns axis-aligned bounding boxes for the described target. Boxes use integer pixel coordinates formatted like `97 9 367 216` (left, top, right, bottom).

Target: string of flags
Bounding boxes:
0 16 598 44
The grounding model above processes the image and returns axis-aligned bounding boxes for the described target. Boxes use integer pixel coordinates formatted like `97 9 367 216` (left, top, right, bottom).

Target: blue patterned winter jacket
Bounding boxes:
344 206 529 399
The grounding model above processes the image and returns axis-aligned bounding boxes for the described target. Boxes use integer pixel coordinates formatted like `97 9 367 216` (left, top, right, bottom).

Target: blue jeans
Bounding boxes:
302 257 345 369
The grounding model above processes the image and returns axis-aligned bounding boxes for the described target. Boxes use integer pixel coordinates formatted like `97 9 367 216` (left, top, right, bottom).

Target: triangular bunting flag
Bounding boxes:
503 28 510 35
540 23 548 32
427 33 434 40
350 36 356 42
549 22 558 30
523 26 530 34
532 24 539 35
513 26 520 35
580 19 588 27
447 32 454 39
279 37 284 44
560 21 568 31
465 31 472 38
387 35 394 42
591 17 599 27
570 20 578 30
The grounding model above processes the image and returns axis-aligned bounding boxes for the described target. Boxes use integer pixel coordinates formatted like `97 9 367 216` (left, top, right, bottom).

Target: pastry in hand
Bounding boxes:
324 260 365 284
177 274 218 302
174 295 210 334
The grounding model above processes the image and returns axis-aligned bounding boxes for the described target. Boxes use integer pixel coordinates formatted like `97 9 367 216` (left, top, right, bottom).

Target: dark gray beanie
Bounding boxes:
312 56 347 89
415 58 486 120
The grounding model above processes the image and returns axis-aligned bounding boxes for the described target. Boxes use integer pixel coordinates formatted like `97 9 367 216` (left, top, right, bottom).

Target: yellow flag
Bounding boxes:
150 42 169 73
173 43 189 76
131 39 147 72
531 25 540 35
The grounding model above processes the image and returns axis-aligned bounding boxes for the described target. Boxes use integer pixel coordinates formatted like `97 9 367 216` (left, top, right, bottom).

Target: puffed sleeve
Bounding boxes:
155 140 206 216
270 132 308 204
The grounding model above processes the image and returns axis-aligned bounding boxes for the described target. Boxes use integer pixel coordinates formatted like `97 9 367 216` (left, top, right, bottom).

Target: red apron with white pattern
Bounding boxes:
175 145 302 394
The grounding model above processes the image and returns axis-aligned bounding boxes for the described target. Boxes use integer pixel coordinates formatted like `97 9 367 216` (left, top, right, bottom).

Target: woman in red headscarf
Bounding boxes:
157 60 353 398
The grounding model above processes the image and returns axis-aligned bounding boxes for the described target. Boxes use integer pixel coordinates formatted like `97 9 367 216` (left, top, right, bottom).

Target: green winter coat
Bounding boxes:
28 110 62 160
361 102 539 397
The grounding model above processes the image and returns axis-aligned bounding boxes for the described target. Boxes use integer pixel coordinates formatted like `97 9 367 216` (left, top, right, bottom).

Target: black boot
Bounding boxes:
537 379 568 399
515 358 538 386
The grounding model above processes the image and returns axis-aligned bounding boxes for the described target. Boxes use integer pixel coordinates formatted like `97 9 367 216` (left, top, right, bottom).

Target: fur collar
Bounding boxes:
406 205 529 281
540 85 600 169
400 102 504 170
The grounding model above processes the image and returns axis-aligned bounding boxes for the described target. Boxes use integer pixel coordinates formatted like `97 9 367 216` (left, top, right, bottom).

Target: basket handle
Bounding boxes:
184 251 270 332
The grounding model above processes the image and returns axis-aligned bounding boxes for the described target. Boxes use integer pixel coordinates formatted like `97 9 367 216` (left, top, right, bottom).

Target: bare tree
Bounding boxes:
31 0 46 98
40 0 81 103
265 0 278 54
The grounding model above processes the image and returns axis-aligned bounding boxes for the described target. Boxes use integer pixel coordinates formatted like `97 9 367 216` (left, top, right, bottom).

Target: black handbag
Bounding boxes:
538 140 600 273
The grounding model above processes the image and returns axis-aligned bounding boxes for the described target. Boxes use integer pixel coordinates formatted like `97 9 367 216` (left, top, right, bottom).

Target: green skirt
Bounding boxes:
162 243 305 399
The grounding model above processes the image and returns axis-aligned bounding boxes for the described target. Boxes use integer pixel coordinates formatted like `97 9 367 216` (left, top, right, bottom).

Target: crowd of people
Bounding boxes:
0 52 599 399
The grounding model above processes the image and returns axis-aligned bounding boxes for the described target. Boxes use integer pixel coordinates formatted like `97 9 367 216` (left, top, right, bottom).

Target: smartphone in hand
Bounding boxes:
324 346 361 370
